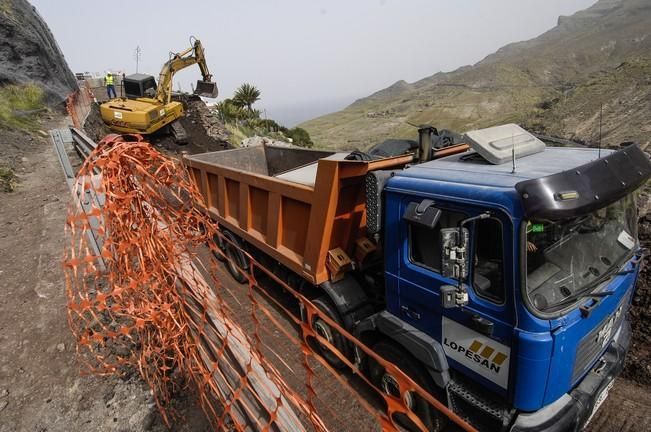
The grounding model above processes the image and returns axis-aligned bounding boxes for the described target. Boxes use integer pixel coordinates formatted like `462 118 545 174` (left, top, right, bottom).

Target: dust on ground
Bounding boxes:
0 112 208 432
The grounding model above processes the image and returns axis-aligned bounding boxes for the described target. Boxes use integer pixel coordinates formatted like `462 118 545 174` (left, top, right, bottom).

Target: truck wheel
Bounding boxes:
369 340 445 432
222 231 249 284
211 233 226 262
311 296 349 370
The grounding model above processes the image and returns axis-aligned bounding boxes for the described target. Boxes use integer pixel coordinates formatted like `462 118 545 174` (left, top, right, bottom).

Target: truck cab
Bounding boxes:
367 125 650 430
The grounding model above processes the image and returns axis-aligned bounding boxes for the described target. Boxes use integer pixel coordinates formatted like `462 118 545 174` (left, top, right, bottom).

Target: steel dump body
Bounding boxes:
184 145 412 284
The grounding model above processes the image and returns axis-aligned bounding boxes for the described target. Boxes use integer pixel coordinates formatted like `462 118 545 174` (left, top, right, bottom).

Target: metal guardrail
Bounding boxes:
51 127 105 271
70 127 97 158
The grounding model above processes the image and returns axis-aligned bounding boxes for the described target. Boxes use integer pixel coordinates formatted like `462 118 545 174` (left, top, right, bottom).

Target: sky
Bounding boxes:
32 0 596 126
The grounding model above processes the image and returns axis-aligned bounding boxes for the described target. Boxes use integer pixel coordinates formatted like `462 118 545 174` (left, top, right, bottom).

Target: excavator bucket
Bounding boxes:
195 80 218 98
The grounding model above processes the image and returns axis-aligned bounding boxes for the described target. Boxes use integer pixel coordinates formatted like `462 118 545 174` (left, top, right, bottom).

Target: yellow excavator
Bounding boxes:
99 37 218 143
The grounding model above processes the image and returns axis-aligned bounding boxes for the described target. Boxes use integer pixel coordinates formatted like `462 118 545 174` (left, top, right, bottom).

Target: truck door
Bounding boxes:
390 197 515 395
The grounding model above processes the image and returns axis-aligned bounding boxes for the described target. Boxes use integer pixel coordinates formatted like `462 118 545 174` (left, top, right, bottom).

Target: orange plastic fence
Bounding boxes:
66 80 95 129
63 134 477 432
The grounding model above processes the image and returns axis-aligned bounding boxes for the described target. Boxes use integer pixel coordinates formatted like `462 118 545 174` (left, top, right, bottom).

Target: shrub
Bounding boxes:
0 166 16 192
285 127 313 148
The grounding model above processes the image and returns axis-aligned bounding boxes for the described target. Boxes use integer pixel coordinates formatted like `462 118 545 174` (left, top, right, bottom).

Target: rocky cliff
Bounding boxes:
0 0 77 103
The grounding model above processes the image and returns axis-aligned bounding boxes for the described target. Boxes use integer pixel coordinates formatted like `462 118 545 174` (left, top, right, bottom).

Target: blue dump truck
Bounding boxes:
185 123 651 431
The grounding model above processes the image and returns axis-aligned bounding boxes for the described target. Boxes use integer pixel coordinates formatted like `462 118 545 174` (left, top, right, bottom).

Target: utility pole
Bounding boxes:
134 45 142 73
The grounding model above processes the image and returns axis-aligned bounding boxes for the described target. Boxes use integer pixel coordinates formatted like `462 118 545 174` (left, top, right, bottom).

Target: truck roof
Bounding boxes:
398 147 612 189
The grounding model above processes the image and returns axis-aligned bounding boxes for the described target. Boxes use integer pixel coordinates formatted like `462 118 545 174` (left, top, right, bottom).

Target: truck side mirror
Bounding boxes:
440 227 470 280
402 199 442 229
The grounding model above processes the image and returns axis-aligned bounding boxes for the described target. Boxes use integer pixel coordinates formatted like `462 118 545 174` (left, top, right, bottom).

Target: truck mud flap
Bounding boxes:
357 311 450 389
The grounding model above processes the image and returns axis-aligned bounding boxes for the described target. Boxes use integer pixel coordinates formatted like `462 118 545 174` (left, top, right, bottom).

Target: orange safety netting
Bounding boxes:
66 80 95 129
63 134 476 432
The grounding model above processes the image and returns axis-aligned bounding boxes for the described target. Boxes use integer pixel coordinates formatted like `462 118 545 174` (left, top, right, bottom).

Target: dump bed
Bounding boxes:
184 145 412 285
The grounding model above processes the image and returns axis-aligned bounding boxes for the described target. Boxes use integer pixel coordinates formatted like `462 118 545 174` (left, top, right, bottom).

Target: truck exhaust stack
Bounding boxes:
417 125 437 162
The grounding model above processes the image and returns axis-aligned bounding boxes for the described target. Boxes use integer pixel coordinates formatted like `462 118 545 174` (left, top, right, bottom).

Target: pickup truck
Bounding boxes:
184 123 651 431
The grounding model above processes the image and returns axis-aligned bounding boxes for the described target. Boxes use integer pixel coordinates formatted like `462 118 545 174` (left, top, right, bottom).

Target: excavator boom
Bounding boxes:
156 38 218 104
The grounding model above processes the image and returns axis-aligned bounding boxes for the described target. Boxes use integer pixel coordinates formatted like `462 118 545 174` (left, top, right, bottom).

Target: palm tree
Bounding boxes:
233 83 261 113
215 98 245 123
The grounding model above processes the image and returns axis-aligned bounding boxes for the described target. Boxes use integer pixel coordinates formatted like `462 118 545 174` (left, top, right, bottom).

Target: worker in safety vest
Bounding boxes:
105 72 117 99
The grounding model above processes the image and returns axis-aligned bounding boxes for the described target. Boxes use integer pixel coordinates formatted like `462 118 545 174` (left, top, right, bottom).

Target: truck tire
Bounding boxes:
311 296 349 370
211 233 226 262
222 231 249 284
369 340 446 432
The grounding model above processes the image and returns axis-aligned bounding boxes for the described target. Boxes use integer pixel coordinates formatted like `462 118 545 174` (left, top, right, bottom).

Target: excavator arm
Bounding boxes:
156 38 218 104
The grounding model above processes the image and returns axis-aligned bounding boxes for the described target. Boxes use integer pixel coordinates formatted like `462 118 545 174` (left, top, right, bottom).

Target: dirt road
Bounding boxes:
0 115 206 432
586 379 651 431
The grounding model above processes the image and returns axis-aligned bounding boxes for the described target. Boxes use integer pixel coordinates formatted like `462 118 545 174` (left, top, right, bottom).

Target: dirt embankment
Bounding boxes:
82 102 111 142
0 0 77 104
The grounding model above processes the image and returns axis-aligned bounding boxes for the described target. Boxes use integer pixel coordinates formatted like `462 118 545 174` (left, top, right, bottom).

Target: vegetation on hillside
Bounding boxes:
524 58 651 147
0 83 46 192
233 83 261 113
0 83 45 130
216 83 314 148
0 166 16 192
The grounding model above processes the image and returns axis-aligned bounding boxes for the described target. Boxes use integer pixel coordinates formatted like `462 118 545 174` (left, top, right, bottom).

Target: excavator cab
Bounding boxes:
123 74 157 99
194 80 218 98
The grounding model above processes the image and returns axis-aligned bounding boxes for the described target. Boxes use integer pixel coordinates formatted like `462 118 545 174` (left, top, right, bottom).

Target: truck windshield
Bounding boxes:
525 194 638 312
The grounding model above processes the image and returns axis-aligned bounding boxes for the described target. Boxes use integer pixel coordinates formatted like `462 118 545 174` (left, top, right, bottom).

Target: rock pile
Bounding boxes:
241 135 293 148
182 97 229 143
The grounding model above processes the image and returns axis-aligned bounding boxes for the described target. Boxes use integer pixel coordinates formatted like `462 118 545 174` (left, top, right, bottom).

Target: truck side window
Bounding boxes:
409 209 465 272
473 218 505 303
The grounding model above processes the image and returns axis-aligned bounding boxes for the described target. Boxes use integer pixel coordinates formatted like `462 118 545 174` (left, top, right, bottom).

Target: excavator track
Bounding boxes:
170 120 188 144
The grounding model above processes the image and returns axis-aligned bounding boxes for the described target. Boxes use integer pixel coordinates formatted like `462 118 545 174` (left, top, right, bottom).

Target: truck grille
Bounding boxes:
572 297 627 382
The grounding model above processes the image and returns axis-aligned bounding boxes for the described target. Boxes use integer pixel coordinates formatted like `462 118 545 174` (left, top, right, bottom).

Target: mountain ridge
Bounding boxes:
301 0 651 150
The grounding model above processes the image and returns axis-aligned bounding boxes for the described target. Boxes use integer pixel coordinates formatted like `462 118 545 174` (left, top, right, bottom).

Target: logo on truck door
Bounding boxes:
442 317 511 389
